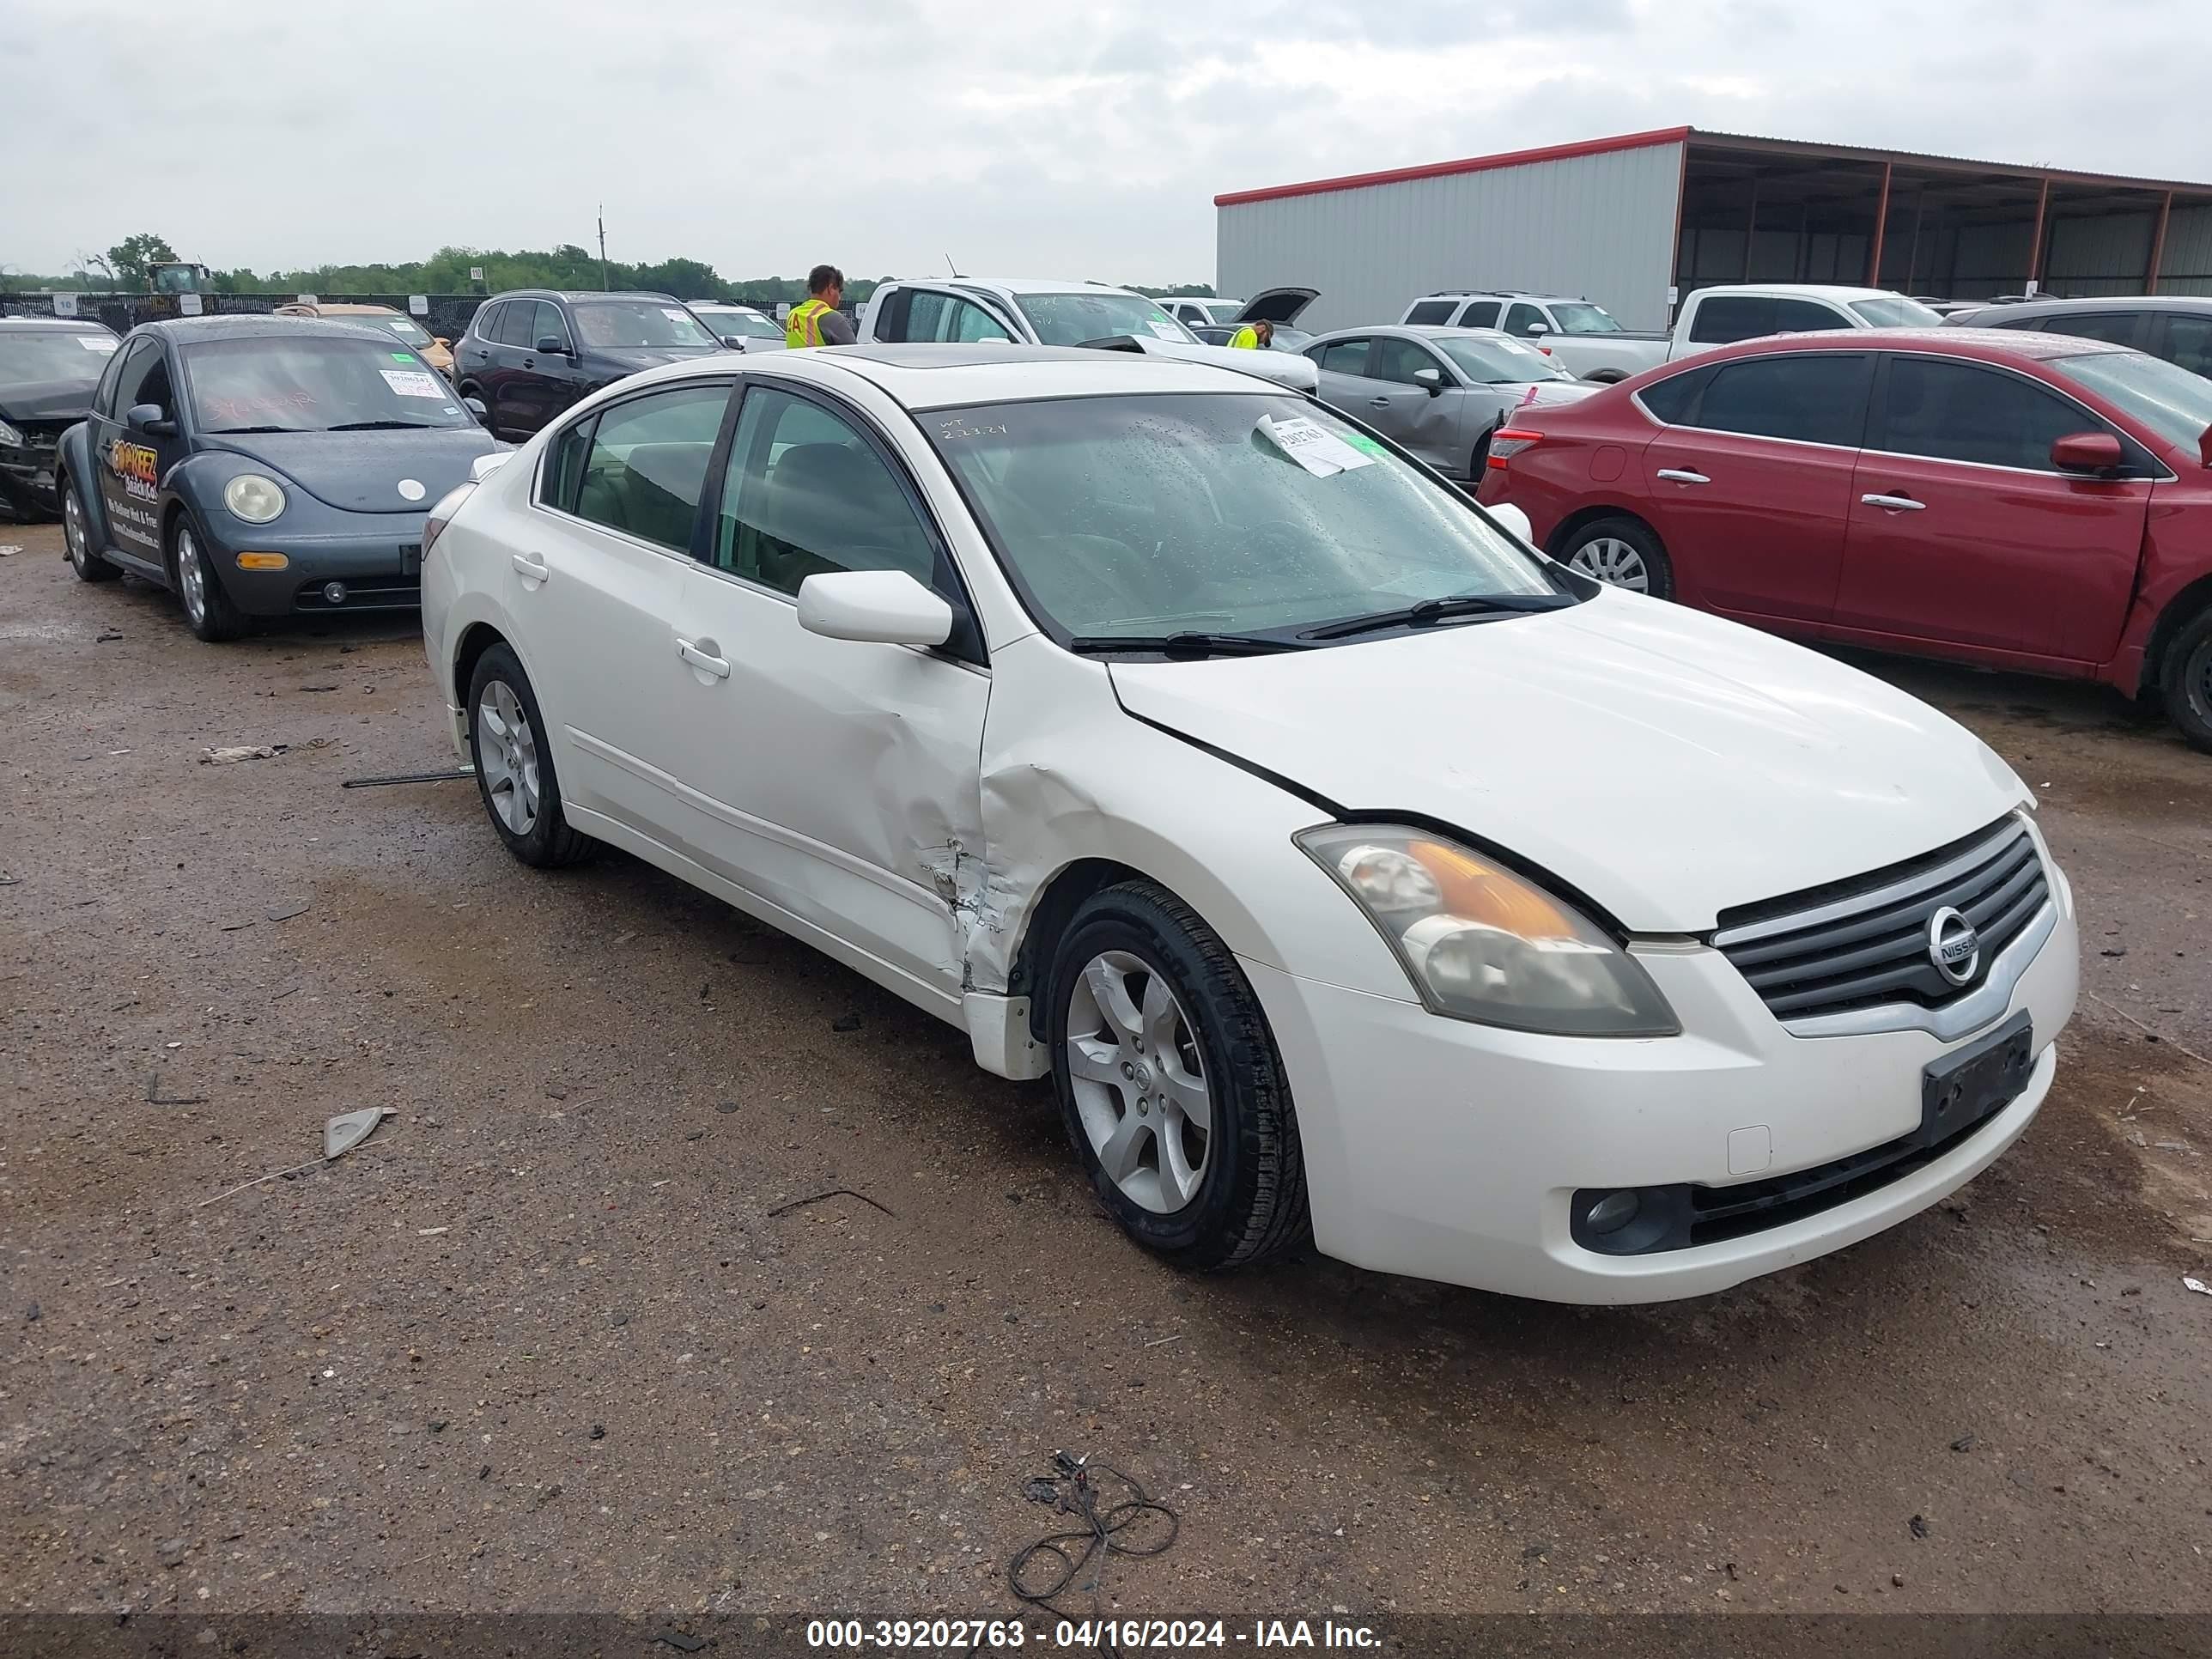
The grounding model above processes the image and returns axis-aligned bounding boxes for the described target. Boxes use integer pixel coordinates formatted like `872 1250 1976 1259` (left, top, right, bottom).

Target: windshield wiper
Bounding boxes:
1299 591 1575 641
204 424 289 434
325 420 442 431
1066 631 1307 658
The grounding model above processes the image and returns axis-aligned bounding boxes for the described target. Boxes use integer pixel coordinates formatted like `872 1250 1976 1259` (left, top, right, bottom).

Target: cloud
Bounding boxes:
7 0 2209 286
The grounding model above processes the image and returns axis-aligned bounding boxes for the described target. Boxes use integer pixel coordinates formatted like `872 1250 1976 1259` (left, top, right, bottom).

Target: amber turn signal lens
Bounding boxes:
234 552 290 570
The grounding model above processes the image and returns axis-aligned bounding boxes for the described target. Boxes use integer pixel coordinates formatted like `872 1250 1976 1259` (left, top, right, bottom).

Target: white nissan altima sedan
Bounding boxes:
418 343 2079 1304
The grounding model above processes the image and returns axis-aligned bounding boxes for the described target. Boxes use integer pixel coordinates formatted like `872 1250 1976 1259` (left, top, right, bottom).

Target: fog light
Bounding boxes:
1583 1189 1640 1237
322 581 348 605
236 551 289 571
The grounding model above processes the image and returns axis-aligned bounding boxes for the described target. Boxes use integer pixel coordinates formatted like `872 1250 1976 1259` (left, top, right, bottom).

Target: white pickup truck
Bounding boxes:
1399 285 1942 381
860 276 1319 392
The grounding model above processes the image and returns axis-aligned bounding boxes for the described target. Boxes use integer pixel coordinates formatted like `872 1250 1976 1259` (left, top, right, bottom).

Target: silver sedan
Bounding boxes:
1302 325 1599 480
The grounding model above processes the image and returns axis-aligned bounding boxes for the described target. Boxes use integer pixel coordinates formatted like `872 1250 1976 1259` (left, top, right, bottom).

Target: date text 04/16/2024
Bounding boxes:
805 1620 1380 1649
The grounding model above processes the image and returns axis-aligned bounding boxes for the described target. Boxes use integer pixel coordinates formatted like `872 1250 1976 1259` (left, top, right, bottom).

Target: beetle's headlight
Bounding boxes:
1297 824 1679 1037
0 418 25 448
223 473 287 524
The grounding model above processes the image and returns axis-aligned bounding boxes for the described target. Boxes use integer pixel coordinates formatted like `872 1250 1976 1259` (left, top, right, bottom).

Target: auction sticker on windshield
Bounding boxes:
79 336 117 353
1258 414 1376 478
380 369 445 398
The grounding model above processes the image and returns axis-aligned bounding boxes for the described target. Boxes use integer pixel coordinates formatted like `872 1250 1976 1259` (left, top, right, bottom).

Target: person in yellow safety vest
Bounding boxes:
1227 319 1274 350
786 264 857 349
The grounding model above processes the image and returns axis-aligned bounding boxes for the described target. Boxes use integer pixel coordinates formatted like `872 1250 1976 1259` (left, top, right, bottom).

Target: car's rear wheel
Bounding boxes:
63 476 118 583
171 516 246 641
1049 879 1309 1271
2159 605 2212 756
465 642 594 867
1560 514 1674 599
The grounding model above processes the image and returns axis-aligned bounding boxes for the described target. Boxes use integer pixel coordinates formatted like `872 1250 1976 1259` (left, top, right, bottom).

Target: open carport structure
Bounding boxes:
1215 127 2212 332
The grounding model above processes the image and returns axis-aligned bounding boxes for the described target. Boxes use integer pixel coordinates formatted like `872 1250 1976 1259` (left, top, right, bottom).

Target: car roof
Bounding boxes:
296 302 403 315
1696 284 1902 302
1419 290 1571 301
904 276 1147 299
1306 324 1522 343
1692 326 2134 365
0 316 112 333
485 289 687 303
1952 295 2209 315
131 315 399 345
609 341 1272 411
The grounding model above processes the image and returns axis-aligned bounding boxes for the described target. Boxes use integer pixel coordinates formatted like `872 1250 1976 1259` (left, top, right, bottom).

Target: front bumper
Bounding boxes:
1249 874 2078 1304
0 447 60 516
206 516 429 617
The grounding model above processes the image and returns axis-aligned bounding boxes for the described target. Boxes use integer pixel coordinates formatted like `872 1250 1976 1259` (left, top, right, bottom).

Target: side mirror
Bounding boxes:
535 336 568 356
2050 431 2124 475
126 403 176 437
463 396 489 422
1486 502 1534 544
721 334 749 350
1413 366 1446 397
1525 321 1551 337
796 569 954 648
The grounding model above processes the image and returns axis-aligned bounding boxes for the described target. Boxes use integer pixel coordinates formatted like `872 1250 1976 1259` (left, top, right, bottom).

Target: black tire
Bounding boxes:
1048 879 1309 1272
1559 514 1675 600
61 472 118 583
169 511 247 641
2159 605 2212 756
465 642 594 868
1468 424 1496 478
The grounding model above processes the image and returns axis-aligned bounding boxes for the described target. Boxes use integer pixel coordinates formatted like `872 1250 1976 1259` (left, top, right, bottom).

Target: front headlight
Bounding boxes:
223 473 287 524
0 418 25 448
1297 824 1679 1037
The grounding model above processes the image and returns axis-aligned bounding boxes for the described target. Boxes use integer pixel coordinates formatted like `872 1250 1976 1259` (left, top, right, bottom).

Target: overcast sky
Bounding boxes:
10 0 2208 286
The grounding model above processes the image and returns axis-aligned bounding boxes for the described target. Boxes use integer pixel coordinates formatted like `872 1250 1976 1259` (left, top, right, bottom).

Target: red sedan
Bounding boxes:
1477 329 2212 751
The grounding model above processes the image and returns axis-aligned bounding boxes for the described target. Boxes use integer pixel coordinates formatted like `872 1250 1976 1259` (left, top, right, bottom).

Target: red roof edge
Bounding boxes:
1212 126 1695 208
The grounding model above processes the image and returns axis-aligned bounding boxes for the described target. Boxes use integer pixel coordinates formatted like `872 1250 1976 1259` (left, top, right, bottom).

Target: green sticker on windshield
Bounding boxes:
391 352 416 363
1346 434 1389 456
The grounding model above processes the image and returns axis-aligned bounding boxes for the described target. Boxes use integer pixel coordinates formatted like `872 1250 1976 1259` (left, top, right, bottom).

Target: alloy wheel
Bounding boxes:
1065 949 1212 1214
1570 537 1650 592
176 526 208 624
477 679 542 836
64 489 87 570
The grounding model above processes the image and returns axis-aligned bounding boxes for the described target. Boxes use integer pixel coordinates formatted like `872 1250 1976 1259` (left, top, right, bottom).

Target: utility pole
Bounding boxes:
598 206 608 291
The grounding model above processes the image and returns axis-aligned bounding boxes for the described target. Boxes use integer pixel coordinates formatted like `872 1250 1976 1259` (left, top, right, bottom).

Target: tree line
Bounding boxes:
3 234 1216 304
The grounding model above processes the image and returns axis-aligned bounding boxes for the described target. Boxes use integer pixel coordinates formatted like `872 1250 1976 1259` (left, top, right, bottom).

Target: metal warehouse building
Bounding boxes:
1215 126 2212 334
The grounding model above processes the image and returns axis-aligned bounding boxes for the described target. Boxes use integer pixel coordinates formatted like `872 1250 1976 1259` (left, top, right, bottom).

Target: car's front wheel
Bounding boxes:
2160 604 2212 756
170 515 246 641
62 476 118 583
465 642 594 867
1049 879 1309 1271
1559 514 1674 599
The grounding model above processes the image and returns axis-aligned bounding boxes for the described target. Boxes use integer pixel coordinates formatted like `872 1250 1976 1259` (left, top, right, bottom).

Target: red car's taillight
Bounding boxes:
421 482 475 559
1486 428 1542 469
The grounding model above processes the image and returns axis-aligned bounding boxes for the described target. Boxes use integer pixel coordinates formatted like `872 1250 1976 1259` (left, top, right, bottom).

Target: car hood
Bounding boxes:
1108 591 2029 931
199 427 501 514
0 378 101 422
1137 337 1320 392
590 344 726 373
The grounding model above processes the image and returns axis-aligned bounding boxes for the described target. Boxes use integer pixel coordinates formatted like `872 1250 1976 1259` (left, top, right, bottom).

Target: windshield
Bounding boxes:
347 313 434 348
1433 334 1572 383
703 308 783 339
2050 349 2212 452
1547 302 1622 335
0 331 118 386
182 336 477 432
925 391 1561 643
572 301 717 349
1013 292 1196 347
1851 296 1943 328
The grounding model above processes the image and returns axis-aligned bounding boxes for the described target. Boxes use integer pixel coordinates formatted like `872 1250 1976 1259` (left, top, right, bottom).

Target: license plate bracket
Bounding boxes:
1921 1009 2034 1147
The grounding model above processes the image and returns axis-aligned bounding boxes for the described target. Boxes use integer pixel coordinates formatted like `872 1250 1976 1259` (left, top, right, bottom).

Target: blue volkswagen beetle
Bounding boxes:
54 315 501 641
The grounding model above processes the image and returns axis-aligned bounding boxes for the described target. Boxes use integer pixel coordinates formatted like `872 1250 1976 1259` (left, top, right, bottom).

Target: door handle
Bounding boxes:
511 552 549 580
1368 397 1393 409
1656 468 1710 484
1861 493 1926 511
677 638 731 679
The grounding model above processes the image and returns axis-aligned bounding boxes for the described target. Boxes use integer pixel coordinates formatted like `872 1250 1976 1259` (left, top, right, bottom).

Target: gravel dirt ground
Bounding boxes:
3 518 2209 1630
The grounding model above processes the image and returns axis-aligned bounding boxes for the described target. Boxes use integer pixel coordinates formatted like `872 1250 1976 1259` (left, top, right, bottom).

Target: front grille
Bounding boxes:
1713 817 2047 1023
9 418 71 448
292 578 421 611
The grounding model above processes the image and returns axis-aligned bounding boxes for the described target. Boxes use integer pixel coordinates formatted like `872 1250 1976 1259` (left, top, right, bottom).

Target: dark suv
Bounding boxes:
1943 295 2212 382
453 290 725 441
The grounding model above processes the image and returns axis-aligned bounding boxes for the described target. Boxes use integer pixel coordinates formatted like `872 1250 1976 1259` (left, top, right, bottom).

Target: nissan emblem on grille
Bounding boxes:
1927 906 1982 986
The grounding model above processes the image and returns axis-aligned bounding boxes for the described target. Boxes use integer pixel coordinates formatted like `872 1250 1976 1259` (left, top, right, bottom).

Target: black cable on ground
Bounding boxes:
1004 1451 1181 1654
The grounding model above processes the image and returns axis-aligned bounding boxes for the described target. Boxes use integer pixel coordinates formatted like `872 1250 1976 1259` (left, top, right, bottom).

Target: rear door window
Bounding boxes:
1313 338 1372 376
1459 301 1501 329
1688 295 1776 345
2032 311 2144 348
470 302 503 343
1771 298 1853 334
2161 313 2212 379
1874 356 2101 471
1635 364 1712 425
496 303 538 349
569 383 733 550
1686 354 1872 447
1403 301 1457 325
